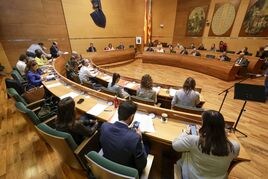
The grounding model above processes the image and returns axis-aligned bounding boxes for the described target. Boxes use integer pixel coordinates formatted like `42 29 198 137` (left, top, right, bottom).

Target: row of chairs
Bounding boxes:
100 86 205 115
7 87 155 178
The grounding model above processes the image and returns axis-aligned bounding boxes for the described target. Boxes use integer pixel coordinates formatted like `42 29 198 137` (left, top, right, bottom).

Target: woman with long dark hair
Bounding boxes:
171 77 200 108
136 74 157 103
107 73 129 98
172 110 240 179
55 97 98 144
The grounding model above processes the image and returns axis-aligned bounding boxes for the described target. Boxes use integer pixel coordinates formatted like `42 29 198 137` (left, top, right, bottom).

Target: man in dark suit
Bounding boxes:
50 41 59 58
86 43 97 52
100 100 147 174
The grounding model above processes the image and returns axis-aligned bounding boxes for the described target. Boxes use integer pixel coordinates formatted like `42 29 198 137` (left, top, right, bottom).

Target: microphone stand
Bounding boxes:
218 77 249 112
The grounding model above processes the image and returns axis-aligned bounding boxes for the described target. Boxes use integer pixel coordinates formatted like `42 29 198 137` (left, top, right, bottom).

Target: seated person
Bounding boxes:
171 77 200 108
235 53 249 77
155 46 164 53
108 73 129 98
65 52 80 80
236 47 250 56
78 59 98 84
35 49 49 67
26 42 51 58
235 53 249 67
116 42 125 50
190 48 201 56
104 43 115 51
146 43 154 52
86 42 97 52
168 44 176 53
137 74 157 103
219 51 231 62
179 46 188 55
25 60 43 88
16 54 28 76
190 43 195 49
210 43 216 52
49 41 63 58
172 110 240 179
100 100 147 175
55 97 98 145
219 41 227 52
197 43 206 50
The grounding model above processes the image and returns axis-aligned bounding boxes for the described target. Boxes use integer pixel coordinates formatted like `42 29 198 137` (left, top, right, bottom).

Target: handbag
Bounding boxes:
22 86 45 103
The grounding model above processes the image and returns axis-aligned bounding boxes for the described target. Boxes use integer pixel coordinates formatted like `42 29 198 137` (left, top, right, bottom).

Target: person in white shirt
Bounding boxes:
172 110 240 179
16 54 28 76
156 46 164 53
79 59 98 84
26 42 51 58
171 77 200 108
104 43 115 51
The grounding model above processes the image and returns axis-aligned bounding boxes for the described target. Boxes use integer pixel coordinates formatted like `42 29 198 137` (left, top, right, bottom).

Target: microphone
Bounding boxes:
246 73 264 78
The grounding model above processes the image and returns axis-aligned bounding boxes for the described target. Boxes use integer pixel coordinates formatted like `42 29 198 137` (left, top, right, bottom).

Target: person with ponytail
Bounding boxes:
107 73 129 98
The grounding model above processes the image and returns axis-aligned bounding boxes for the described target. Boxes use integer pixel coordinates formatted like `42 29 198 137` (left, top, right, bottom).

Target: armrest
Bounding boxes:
140 154 154 179
27 98 45 109
43 115 57 126
74 130 101 157
174 164 182 179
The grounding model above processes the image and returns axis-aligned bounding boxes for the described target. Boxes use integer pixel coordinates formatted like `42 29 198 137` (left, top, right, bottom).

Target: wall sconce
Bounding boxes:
160 24 164 28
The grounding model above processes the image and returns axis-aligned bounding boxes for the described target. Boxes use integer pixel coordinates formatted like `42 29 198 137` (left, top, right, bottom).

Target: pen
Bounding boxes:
104 109 112 112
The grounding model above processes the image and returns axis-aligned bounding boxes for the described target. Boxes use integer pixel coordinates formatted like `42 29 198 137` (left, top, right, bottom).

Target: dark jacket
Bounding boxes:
100 121 147 173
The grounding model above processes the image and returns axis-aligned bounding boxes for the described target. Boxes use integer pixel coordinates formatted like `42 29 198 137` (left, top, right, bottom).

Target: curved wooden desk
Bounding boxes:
142 52 240 81
44 56 250 177
85 49 136 66
198 50 263 74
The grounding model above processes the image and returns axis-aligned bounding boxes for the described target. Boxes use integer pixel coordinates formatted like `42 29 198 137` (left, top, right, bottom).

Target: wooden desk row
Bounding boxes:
142 52 240 81
43 70 249 163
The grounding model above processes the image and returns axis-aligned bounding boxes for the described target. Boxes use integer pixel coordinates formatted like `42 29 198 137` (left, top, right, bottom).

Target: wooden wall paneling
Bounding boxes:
151 0 178 44
0 42 12 73
61 0 144 51
0 0 71 68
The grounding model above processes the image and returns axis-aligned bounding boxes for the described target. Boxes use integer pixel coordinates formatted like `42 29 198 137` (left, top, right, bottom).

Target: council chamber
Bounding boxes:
0 0 267 179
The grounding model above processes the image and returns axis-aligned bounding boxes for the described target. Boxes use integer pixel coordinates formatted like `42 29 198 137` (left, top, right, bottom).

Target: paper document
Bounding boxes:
125 82 136 88
169 88 177 97
153 86 161 94
133 111 155 133
60 92 79 99
103 75 112 81
87 103 108 116
46 82 62 89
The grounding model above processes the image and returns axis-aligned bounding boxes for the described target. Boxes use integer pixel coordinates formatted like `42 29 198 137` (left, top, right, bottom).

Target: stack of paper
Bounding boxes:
60 92 79 99
46 82 62 89
169 88 177 97
153 86 161 94
133 111 155 133
87 103 108 116
125 82 136 88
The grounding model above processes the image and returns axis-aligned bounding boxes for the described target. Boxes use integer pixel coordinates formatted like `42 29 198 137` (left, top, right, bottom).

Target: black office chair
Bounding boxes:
173 104 204 115
131 95 155 106
100 87 116 96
